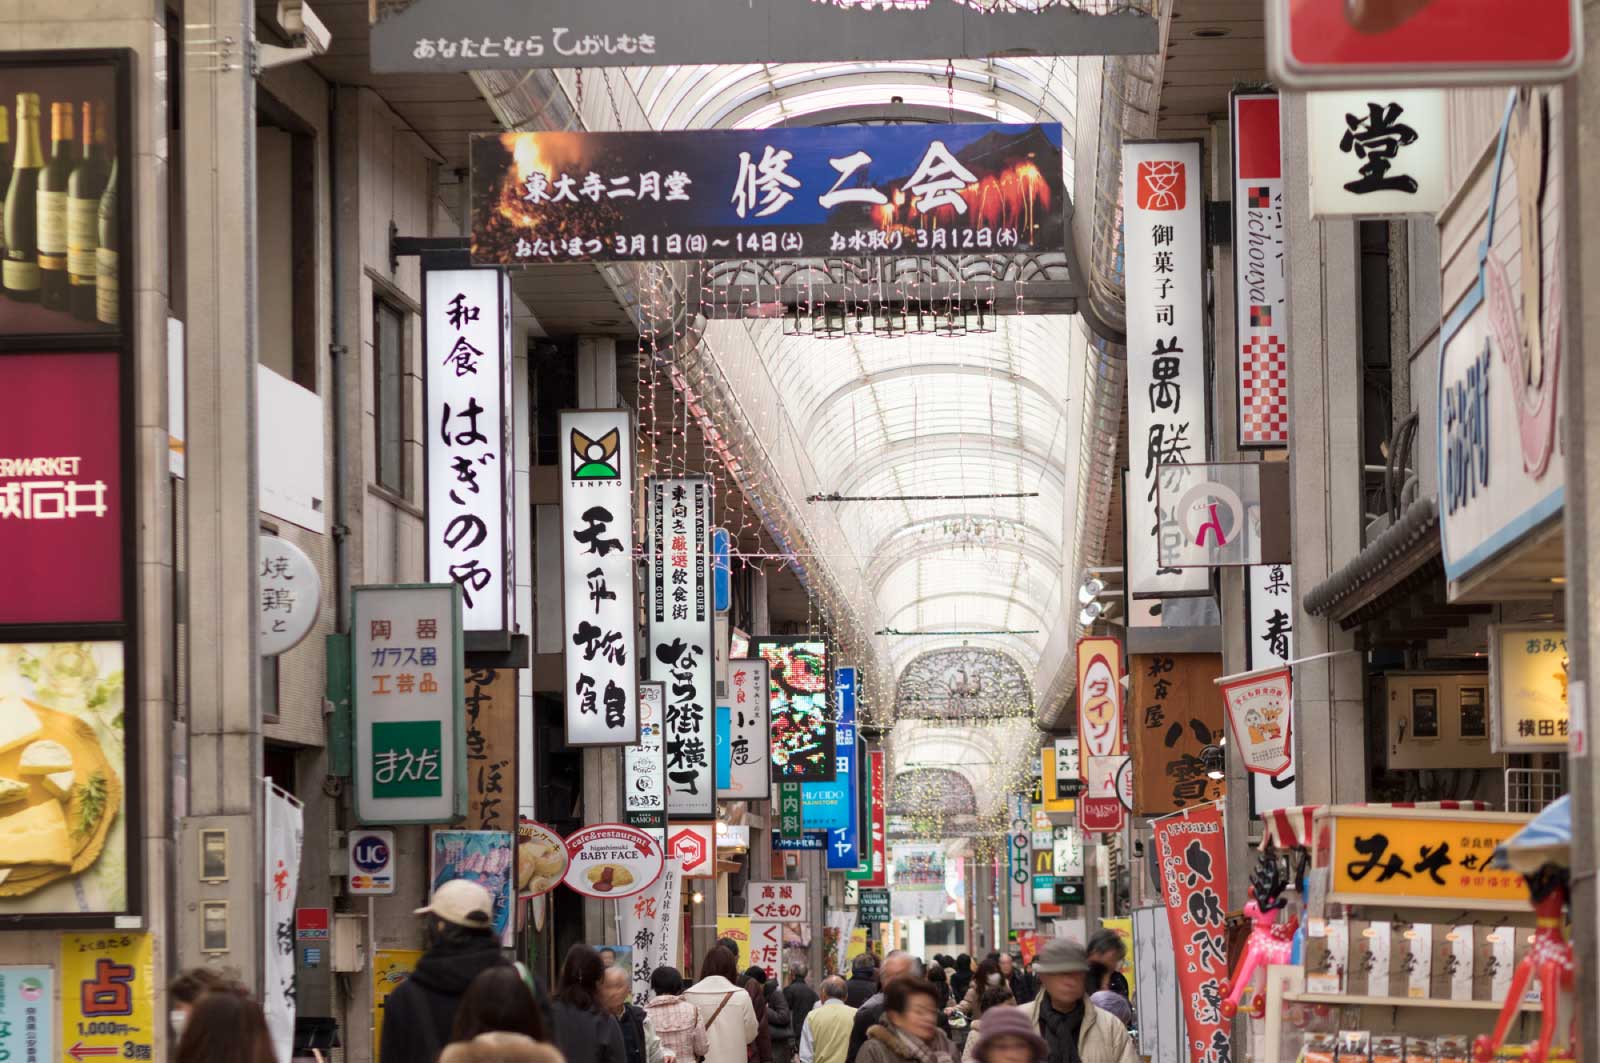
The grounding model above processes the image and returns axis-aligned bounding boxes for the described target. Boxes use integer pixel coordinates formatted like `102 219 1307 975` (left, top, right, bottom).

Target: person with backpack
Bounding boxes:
379 880 509 1063
685 947 760 1063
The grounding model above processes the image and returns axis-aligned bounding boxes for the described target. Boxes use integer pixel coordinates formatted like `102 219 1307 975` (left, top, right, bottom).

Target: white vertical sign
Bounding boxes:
1248 563 1298 812
1122 141 1210 596
1006 793 1035 930
750 921 783 981
720 659 770 798
264 781 304 1063
625 682 668 840
559 410 640 746
425 268 512 633
618 860 683 1006
1232 91 1290 448
648 477 717 817
1308 90 1448 217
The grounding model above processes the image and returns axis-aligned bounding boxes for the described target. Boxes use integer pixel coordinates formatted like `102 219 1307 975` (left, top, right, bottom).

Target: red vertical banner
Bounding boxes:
865 751 887 887
1152 805 1230 1063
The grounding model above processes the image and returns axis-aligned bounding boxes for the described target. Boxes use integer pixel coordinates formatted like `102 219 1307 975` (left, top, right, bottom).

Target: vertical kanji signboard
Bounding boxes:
559 410 640 747
647 477 717 817
1122 140 1210 596
424 267 513 642
352 584 467 824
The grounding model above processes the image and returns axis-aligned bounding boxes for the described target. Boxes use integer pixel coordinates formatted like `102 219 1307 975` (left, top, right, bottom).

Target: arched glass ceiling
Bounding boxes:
729 316 1073 681
612 43 1082 725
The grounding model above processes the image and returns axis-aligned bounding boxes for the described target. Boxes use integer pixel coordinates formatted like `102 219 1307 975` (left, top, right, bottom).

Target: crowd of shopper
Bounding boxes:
171 881 1138 1063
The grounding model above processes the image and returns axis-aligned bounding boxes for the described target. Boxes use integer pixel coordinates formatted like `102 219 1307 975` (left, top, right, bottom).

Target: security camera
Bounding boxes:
274 0 330 55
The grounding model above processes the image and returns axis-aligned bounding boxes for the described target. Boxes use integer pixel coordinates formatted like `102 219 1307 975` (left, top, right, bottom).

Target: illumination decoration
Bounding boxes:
896 647 1033 720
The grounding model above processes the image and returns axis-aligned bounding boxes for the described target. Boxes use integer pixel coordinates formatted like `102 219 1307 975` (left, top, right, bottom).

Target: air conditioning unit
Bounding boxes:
1384 672 1502 770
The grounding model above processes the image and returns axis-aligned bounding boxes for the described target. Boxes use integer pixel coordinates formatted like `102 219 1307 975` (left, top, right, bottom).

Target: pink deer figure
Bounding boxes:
1219 849 1299 1020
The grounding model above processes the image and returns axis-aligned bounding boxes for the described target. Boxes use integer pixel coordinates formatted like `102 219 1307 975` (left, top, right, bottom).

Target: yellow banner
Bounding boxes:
61 932 156 1062
1039 747 1077 814
716 916 751 953
1327 810 1531 907
1100 917 1135 998
846 928 868 962
373 948 424 1060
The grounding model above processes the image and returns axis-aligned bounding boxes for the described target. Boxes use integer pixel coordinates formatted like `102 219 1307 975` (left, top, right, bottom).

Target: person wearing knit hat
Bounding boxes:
960 940 1135 1063
968 1007 1047 1063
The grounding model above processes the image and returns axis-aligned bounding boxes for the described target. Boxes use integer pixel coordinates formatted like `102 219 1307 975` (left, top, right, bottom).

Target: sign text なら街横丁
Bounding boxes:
471 123 1066 264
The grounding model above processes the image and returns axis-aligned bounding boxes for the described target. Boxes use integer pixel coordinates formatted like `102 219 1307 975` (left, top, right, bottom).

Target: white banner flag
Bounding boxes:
618 860 683 1006
264 781 304 1063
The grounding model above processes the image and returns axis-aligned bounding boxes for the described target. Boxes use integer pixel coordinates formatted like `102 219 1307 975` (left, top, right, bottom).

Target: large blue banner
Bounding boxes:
472 123 1067 263
823 668 861 869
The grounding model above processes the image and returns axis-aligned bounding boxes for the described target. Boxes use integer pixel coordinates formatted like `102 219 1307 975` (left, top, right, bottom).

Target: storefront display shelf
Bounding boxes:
1282 992 1538 1012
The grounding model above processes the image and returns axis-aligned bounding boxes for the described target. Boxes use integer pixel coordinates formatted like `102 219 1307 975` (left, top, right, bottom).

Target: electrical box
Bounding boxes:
332 913 366 973
1384 672 1502 770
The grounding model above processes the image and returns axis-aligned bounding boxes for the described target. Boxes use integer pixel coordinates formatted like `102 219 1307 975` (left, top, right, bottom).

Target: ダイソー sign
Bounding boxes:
1232 91 1289 448
1077 637 1125 767
352 584 466 824
1319 806 1531 910
564 823 664 900
647 478 716 816
1122 140 1211 596
471 124 1065 265
559 410 639 747
1268 0 1582 89
424 268 513 638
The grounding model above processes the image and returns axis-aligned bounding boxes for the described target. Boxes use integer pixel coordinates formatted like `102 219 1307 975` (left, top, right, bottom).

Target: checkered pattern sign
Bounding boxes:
1233 92 1290 448
1241 331 1288 444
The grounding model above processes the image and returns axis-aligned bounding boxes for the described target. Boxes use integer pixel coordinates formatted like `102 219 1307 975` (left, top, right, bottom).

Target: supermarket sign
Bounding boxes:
1269 0 1581 88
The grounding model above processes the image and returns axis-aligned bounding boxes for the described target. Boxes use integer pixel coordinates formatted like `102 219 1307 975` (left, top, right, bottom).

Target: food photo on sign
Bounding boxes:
754 638 835 781
0 641 127 915
563 823 665 900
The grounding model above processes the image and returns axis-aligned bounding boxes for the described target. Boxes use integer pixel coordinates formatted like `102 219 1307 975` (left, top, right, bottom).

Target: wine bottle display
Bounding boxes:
37 100 78 312
3 92 43 302
96 156 118 326
0 104 11 292
68 100 111 322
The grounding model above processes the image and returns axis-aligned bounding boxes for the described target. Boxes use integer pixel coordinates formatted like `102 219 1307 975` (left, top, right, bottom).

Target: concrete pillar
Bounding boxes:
1281 93 1367 806
1563 34 1600 1049
180 0 264 983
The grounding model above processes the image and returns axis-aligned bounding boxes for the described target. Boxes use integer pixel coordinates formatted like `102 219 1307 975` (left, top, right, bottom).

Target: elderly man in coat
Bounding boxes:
962 940 1135 1063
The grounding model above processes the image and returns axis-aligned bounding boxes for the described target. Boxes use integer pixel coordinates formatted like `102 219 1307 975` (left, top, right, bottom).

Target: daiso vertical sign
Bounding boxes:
0 353 122 624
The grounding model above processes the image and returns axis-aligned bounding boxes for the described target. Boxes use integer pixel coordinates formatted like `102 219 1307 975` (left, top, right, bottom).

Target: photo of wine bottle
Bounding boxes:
96 155 118 327
69 100 111 322
37 99 79 312
0 104 11 297
2 92 42 303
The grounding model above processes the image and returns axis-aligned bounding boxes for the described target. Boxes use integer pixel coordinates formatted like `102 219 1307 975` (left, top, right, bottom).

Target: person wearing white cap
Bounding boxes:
379 879 508 1063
